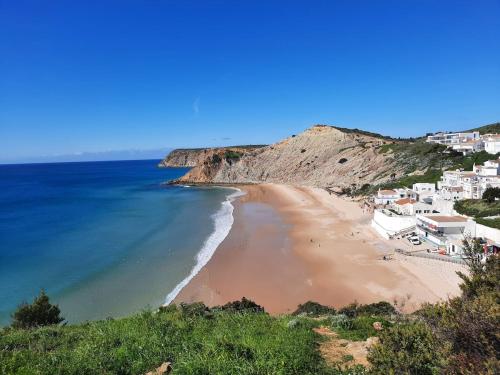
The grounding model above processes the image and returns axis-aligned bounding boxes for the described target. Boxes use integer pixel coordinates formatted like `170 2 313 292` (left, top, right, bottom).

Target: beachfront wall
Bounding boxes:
371 210 416 239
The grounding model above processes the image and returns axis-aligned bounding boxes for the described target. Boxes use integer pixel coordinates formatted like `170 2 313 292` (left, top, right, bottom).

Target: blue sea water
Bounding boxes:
0 160 236 325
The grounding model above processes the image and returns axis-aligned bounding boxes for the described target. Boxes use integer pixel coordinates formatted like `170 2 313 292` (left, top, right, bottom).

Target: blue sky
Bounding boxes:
1 1 499 163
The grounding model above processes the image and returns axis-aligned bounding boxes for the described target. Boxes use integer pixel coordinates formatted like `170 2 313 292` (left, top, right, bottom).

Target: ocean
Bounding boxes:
0 160 238 325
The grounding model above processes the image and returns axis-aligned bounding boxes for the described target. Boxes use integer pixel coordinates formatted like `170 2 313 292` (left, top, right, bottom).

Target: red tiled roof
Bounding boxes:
394 198 416 205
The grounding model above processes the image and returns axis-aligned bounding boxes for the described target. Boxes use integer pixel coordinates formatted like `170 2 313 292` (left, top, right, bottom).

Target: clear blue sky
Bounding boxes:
1 0 499 163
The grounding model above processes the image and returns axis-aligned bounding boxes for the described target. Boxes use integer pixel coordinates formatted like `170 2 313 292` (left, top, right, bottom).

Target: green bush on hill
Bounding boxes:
293 301 336 316
475 217 500 229
454 199 500 218
483 187 500 203
10 290 64 329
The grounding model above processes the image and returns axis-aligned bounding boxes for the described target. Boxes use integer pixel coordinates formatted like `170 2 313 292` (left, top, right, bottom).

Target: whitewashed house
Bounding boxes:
412 183 435 202
393 198 432 216
374 189 400 205
483 134 500 154
451 139 484 155
474 159 500 176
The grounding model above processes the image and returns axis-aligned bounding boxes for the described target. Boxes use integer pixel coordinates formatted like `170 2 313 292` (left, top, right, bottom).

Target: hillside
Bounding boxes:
161 125 445 193
470 122 500 134
161 123 499 194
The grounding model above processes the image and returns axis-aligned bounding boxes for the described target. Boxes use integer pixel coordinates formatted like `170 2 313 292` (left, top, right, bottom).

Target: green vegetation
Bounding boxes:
469 122 500 134
357 136 500 196
10 290 64 329
368 321 446 374
454 199 500 218
483 187 500 203
457 150 500 171
1 300 329 375
224 150 242 161
293 301 336 316
373 238 500 374
1 239 498 374
333 315 391 342
338 301 397 318
475 217 500 229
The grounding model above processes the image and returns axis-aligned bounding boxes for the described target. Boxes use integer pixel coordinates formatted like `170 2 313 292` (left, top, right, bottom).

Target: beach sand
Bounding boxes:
175 184 465 313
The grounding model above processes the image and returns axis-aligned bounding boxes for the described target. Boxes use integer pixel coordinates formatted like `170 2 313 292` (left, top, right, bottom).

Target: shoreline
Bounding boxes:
174 183 466 313
163 186 244 305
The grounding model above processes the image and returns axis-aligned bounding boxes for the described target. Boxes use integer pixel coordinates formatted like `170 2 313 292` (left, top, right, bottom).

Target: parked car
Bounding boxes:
409 236 421 245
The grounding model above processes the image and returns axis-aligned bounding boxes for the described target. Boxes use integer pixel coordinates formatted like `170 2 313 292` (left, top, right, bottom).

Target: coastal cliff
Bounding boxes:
162 125 407 192
158 146 265 168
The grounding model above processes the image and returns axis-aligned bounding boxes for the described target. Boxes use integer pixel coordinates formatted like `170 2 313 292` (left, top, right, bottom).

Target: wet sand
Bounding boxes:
175 184 465 313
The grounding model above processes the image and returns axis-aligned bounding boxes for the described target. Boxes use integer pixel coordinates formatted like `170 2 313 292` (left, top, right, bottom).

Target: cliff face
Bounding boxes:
159 149 213 167
159 146 265 169
162 125 407 191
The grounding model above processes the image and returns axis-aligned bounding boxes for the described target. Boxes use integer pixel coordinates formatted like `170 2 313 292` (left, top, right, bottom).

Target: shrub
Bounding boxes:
11 290 64 329
329 314 351 330
338 301 395 318
179 302 212 318
217 297 265 313
224 150 242 161
368 321 447 374
482 187 500 203
335 316 390 341
293 301 336 316
211 154 222 164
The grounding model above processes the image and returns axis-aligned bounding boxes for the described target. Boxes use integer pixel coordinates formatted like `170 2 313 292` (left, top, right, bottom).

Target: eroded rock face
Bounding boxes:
163 125 405 191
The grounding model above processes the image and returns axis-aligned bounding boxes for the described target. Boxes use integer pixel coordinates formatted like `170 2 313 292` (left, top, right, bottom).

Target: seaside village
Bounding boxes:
371 130 500 259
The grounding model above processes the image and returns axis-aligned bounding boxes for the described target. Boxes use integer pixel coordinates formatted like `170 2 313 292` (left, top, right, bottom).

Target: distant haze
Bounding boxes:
0 148 172 165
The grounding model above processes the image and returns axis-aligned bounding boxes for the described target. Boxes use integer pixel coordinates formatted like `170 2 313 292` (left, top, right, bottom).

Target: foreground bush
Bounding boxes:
368 238 500 374
368 321 446 374
10 290 64 329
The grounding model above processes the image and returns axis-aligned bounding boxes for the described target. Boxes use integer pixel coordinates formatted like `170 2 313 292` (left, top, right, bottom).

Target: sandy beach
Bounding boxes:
175 183 465 313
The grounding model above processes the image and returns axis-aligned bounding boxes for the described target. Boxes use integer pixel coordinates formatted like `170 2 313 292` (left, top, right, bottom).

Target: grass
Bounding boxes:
332 316 391 342
454 199 500 218
0 307 334 375
474 217 500 229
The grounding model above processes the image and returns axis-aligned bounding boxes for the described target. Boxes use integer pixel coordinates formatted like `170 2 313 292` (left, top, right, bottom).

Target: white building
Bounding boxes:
474 159 500 176
483 134 500 154
374 189 400 205
416 214 474 254
426 131 480 146
412 183 435 202
393 198 432 216
374 188 417 205
451 139 484 155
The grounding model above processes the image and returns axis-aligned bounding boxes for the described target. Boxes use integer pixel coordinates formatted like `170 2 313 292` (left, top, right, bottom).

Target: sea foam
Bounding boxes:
164 188 244 305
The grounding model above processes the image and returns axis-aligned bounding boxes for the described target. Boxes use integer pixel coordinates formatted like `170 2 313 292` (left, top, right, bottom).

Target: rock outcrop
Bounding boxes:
158 146 264 168
162 125 407 191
